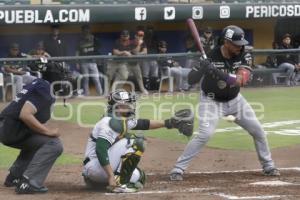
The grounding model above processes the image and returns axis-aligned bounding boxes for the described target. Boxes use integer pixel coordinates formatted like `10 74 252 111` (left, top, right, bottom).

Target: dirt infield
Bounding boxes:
1 120 300 200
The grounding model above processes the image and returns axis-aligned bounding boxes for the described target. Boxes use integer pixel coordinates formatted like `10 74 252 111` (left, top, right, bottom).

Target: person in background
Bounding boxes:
76 25 103 96
130 30 149 94
107 30 148 94
276 33 299 86
44 25 67 57
142 25 160 90
157 40 191 91
200 27 217 56
28 41 51 58
2 43 36 96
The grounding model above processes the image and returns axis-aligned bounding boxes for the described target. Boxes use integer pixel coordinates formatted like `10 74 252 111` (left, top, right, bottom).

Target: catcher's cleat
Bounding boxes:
263 168 280 176
15 176 48 194
169 173 183 181
107 184 138 193
4 173 20 187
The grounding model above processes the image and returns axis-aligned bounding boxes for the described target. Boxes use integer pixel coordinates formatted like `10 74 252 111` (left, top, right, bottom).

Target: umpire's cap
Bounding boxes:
222 25 248 46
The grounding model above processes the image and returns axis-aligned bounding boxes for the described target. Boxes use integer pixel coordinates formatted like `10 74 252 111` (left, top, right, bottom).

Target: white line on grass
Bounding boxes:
215 120 300 134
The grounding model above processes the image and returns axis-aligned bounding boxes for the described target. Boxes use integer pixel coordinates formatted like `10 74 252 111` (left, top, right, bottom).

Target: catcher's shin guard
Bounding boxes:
118 136 145 185
118 152 141 184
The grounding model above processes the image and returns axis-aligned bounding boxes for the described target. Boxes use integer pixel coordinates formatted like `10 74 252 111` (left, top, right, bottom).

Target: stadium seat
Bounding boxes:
272 72 288 85
0 73 5 102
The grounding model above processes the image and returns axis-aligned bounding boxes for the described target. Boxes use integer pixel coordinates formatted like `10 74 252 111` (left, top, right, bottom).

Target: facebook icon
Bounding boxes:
135 7 147 21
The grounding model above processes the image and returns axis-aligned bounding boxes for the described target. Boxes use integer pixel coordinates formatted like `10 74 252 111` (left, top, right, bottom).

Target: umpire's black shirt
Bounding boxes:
200 46 252 102
0 78 55 123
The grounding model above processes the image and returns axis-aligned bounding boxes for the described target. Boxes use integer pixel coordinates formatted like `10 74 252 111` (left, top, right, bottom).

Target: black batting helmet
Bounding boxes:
222 25 248 46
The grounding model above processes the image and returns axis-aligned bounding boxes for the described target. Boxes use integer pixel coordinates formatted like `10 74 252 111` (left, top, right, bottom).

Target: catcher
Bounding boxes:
82 89 193 193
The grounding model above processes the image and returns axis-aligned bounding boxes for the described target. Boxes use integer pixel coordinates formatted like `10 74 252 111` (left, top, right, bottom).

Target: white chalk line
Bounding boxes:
147 167 300 176
214 193 289 200
215 119 300 134
104 187 216 196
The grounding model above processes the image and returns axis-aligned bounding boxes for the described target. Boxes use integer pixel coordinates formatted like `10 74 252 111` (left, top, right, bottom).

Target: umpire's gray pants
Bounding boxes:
171 92 275 174
3 134 63 188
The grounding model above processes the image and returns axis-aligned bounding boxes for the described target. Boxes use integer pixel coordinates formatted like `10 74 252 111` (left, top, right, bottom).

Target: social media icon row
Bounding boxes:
135 6 231 21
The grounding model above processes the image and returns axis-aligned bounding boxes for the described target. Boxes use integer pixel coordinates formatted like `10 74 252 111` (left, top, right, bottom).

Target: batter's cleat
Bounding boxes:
263 168 280 176
4 173 20 187
169 173 183 181
15 176 48 194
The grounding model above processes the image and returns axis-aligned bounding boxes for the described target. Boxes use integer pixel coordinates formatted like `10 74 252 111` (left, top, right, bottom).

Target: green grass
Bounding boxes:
51 87 300 151
1 87 299 168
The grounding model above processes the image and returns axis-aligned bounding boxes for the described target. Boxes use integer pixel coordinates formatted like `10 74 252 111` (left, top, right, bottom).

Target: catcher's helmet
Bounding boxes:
222 25 248 46
107 89 136 117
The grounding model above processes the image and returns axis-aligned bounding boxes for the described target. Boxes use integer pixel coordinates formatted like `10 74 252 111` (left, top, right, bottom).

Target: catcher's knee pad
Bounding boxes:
136 167 146 185
132 136 145 153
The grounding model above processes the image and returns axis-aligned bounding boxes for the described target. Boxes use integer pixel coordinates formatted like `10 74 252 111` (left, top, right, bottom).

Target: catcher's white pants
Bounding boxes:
82 138 141 183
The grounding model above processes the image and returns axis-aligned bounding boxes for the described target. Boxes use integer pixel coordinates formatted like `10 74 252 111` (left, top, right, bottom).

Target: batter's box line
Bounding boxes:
213 193 296 200
146 167 300 176
104 187 218 196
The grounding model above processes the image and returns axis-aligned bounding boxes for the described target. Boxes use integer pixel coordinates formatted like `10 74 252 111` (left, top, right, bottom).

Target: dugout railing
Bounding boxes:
0 48 298 100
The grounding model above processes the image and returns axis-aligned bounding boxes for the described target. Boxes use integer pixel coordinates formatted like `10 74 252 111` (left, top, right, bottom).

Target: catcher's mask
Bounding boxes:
107 89 136 118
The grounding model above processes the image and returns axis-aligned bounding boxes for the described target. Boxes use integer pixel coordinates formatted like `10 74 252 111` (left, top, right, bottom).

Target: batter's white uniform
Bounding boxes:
82 116 142 184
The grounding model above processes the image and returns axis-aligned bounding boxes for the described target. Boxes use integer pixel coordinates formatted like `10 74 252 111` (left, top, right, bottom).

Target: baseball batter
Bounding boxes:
170 25 280 181
82 89 194 193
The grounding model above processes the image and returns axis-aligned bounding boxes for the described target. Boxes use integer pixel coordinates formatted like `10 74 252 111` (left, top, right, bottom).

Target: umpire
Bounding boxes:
0 64 67 194
170 25 280 181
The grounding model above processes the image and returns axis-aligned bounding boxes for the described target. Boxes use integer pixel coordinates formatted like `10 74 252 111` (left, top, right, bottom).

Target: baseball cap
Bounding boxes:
282 33 291 40
121 30 130 36
204 27 213 33
136 30 144 37
10 43 19 50
223 25 248 46
36 41 45 50
158 40 167 48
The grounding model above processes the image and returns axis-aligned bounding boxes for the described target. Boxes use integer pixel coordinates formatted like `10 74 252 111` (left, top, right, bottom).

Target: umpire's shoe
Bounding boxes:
4 173 20 187
263 168 280 176
15 176 48 194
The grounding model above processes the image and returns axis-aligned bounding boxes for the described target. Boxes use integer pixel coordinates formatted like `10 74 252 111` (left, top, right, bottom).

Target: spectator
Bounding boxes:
44 25 67 57
131 30 149 94
185 34 199 69
157 40 191 91
107 30 148 94
76 25 102 96
276 33 298 86
142 25 160 90
200 27 217 56
2 43 36 96
28 41 51 58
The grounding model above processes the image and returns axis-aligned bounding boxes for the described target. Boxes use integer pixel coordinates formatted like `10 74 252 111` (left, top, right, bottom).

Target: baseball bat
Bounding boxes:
186 18 207 59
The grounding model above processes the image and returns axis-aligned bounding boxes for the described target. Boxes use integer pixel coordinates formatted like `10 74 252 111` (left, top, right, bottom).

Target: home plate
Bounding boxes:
250 181 294 186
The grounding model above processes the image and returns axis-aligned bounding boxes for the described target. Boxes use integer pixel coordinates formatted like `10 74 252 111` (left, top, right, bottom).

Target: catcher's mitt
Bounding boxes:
165 109 194 137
